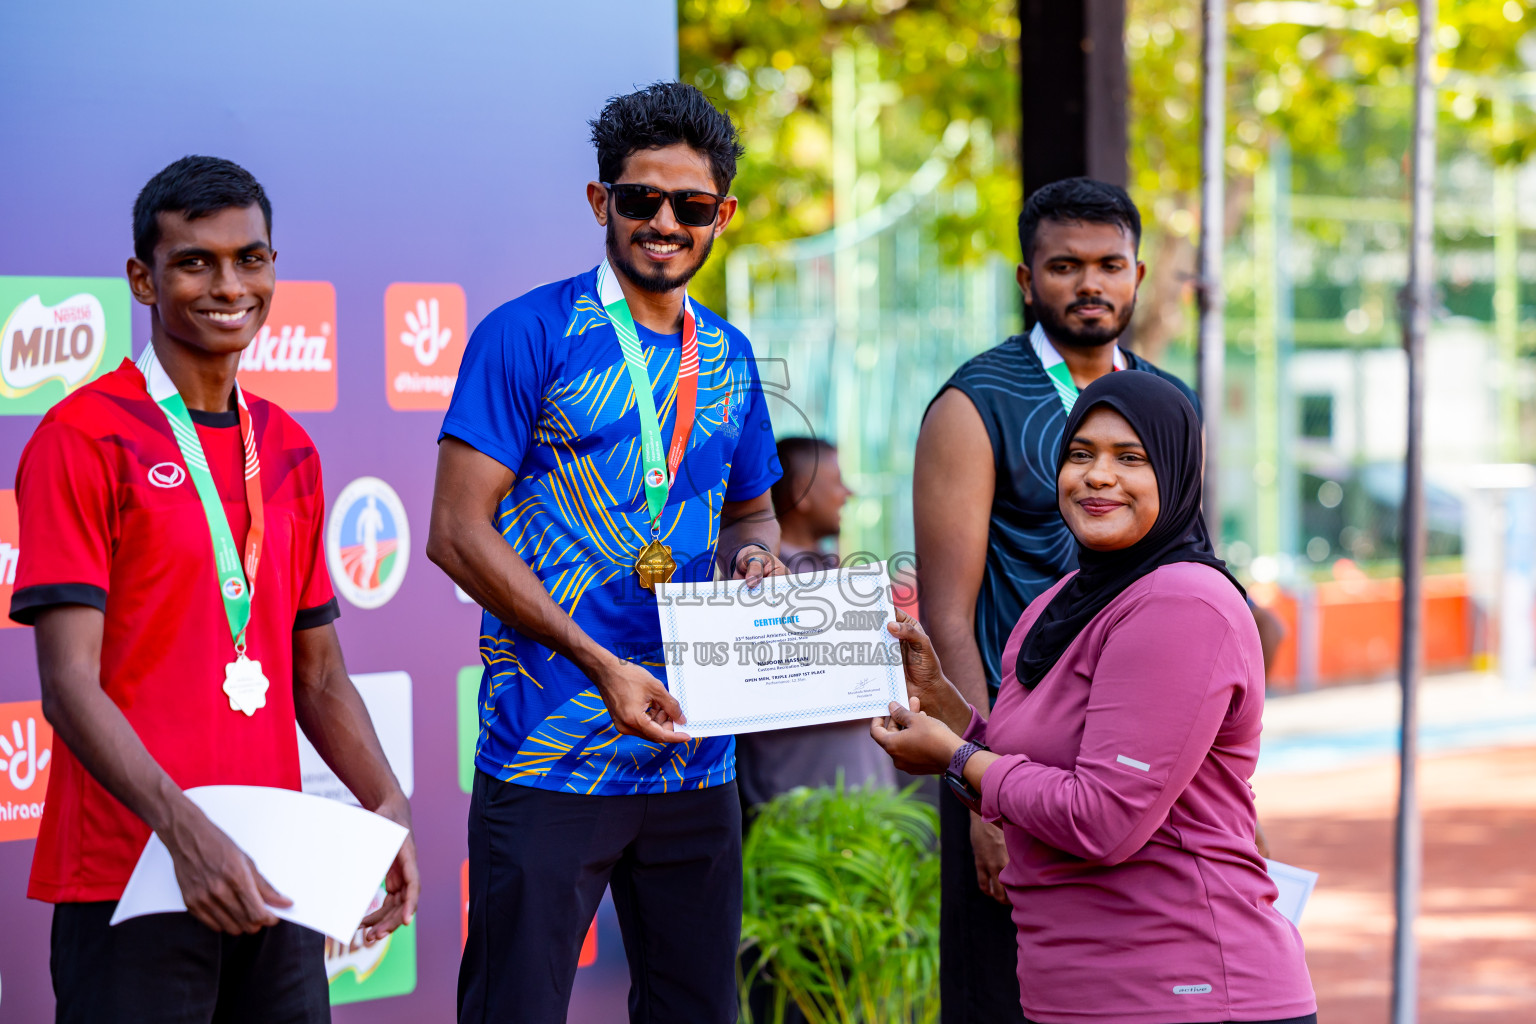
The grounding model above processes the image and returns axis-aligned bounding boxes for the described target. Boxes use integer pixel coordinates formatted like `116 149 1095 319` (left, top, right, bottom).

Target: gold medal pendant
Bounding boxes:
634 538 678 592
223 655 270 717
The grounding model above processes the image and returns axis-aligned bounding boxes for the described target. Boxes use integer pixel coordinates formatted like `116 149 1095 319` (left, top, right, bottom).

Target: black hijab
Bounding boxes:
1014 370 1245 690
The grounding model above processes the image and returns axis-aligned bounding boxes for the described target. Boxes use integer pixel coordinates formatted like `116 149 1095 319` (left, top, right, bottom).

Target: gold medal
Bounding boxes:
223 655 270 716
634 538 677 592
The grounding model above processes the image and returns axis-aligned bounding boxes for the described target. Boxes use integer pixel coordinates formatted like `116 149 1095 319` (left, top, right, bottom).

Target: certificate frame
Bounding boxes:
656 562 905 737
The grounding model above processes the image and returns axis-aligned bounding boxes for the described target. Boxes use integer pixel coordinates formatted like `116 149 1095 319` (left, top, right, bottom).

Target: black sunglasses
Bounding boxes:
602 182 727 228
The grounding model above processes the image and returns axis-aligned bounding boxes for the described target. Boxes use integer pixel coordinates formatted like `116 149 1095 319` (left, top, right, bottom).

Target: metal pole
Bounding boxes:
1196 0 1226 535
1253 146 1278 556
1394 2 1437 1021
1493 87 1520 463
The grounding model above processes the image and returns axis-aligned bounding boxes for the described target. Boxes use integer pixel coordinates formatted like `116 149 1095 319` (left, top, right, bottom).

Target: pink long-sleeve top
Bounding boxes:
964 561 1316 1024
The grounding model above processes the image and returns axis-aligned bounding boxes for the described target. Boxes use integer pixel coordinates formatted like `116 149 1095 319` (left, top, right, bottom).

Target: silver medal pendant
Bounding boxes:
223 655 270 716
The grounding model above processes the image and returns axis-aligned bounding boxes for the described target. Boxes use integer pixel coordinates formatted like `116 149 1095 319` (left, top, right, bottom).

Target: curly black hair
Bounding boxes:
590 82 744 193
1018 177 1141 264
133 155 271 264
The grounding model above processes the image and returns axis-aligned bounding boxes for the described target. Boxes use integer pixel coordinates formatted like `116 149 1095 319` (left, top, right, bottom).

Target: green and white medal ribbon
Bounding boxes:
1029 323 1127 414
137 345 270 716
595 259 699 590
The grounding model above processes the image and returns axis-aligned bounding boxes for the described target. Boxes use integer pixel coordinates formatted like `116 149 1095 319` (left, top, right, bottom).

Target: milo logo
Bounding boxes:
2 294 105 393
0 277 130 415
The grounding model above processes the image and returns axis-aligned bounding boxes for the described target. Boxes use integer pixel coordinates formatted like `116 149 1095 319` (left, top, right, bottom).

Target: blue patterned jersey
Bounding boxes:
441 266 779 795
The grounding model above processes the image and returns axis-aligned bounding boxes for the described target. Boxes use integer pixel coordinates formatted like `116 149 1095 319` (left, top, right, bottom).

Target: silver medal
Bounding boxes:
223 655 270 716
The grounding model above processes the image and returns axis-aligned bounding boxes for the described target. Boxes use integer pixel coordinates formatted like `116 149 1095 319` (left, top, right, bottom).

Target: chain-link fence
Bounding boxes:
727 122 1018 559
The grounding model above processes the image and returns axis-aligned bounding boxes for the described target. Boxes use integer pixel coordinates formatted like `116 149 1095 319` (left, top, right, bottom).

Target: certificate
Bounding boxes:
1265 859 1319 926
111 785 408 943
656 561 906 737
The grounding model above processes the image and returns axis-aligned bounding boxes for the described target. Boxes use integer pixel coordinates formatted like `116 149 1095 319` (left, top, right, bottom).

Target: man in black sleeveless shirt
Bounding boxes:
914 179 1197 1023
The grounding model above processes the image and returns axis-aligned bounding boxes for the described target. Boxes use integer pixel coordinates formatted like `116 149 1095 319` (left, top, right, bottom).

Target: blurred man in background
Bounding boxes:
914 178 1197 1024
735 437 896 818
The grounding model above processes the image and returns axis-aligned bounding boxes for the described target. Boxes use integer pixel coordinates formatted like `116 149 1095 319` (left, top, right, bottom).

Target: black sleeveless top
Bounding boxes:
933 335 1200 693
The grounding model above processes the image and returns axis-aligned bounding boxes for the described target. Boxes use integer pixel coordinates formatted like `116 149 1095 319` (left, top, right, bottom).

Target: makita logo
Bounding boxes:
239 322 333 373
0 489 17 631
0 293 107 396
234 281 337 412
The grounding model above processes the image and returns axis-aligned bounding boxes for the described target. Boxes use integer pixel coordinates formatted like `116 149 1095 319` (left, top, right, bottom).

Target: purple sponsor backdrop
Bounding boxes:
0 2 675 1018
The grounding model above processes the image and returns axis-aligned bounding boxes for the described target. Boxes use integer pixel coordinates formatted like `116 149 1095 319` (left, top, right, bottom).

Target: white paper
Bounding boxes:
111 785 408 943
1266 858 1319 926
297 671 414 804
656 562 905 737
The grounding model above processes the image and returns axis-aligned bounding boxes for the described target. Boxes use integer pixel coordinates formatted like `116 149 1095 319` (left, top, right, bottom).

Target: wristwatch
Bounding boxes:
944 741 988 812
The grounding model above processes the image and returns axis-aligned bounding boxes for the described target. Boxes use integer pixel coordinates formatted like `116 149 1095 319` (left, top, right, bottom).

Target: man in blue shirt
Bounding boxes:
428 82 785 1024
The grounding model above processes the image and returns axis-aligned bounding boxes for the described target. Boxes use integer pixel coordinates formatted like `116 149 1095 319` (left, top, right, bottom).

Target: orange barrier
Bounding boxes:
1251 575 1473 690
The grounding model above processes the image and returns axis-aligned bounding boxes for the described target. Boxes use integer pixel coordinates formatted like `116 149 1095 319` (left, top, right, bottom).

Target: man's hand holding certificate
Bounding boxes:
656 561 905 736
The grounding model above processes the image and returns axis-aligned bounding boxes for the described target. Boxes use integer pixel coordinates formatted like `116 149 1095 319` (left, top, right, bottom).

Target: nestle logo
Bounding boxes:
51 304 94 325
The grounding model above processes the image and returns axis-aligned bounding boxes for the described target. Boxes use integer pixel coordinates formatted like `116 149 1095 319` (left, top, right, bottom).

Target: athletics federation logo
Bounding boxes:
148 462 186 488
327 477 409 610
645 467 665 488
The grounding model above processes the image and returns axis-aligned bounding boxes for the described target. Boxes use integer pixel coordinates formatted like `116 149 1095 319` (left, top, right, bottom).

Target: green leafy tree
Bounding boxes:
680 1 1536 348
679 0 1020 312
1127 0 1536 357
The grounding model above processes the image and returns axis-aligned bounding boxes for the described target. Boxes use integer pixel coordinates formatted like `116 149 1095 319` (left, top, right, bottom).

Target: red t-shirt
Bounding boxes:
10 359 338 902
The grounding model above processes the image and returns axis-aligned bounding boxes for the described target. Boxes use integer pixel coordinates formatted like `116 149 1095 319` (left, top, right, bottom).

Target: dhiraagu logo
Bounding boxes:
0 277 130 414
458 666 480 793
0 701 54 841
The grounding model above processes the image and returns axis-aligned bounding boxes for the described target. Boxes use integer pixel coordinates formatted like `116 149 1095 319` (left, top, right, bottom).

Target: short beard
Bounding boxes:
606 218 714 294
1031 294 1136 349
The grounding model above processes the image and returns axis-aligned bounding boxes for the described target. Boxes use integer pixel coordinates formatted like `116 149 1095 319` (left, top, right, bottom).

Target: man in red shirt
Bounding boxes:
10 155 418 1023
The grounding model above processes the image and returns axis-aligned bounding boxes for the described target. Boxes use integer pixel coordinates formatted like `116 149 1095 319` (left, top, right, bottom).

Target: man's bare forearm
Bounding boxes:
428 440 621 684
292 625 408 814
912 389 996 718
922 609 993 717
34 607 196 835
428 513 616 680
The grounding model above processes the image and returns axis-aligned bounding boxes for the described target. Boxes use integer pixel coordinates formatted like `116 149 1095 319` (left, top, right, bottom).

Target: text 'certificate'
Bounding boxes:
655 562 905 737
